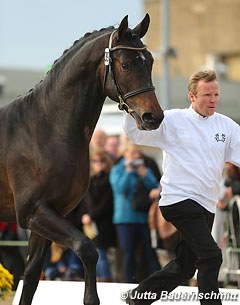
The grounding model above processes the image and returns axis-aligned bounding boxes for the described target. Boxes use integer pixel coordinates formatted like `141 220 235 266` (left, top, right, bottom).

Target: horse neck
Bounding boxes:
39 33 108 142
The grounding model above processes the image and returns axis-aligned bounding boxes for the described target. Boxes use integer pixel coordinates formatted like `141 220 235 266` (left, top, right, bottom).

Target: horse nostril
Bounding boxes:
142 112 158 124
142 112 164 129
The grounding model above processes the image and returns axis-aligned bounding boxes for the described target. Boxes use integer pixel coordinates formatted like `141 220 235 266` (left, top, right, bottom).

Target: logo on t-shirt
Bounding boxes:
215 133 226 142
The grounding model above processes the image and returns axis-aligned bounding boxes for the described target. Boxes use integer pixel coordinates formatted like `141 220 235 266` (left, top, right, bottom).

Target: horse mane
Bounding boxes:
49 26 115 73
25 26 115 97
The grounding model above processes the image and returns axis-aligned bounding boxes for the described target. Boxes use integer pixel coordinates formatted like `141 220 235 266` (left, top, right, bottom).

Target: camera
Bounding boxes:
128 159 144 168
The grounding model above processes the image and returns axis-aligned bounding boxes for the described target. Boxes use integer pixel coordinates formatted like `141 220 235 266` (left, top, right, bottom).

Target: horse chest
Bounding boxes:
48 162 90 210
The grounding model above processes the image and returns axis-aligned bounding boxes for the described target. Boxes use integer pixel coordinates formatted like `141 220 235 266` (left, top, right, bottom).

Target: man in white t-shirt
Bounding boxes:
123 70 240 305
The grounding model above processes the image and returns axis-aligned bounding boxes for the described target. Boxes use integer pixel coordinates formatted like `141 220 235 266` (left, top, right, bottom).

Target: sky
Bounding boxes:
0 0 143 70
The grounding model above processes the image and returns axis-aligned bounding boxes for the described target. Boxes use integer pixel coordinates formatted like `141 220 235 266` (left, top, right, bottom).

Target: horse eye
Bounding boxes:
122 62 130 70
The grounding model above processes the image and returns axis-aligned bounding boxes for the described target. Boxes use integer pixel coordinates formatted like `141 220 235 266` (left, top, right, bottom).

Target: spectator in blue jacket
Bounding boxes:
110 143 161 283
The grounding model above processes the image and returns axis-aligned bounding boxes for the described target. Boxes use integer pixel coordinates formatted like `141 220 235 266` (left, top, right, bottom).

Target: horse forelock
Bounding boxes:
116 29 145 50
129 30 146 48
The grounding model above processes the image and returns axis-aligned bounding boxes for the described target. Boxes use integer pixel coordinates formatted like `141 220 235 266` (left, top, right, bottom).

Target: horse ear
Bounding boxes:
117 15 129 41
132 13 150 38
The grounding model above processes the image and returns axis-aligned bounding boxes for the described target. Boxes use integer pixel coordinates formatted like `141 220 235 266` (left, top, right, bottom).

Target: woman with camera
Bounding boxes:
110 143 161 283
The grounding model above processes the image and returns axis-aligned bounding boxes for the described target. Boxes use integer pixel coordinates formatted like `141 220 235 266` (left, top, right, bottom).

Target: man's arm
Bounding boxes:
226 121 240 167
123 114 163 148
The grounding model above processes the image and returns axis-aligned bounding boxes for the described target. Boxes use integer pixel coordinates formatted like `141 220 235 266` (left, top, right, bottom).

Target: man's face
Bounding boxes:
189 80 220 117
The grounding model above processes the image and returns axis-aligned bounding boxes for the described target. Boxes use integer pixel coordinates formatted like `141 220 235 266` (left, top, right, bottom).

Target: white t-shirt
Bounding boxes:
123 106 240 213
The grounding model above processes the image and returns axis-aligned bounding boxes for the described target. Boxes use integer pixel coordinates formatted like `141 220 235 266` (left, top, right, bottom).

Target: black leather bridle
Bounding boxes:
103 30 155 114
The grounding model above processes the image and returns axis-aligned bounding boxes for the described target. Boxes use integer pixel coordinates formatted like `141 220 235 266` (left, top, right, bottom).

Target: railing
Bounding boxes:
0 240 28 247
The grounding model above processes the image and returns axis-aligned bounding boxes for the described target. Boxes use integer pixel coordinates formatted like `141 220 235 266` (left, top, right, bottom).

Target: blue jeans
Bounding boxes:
44 266 62 280
96 248 111 280
116 223 160 283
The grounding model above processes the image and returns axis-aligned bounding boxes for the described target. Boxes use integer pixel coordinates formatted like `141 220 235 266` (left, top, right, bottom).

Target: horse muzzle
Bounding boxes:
132 111 164 130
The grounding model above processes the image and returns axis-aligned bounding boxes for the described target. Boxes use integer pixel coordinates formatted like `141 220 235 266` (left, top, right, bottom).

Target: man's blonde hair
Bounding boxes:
188 70 218 95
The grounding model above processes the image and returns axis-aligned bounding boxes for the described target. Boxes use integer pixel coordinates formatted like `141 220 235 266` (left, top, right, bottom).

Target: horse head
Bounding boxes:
103 14 164 130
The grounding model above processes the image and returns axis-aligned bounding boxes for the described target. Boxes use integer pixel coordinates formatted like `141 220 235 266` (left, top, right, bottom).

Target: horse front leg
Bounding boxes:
79 235 99 305
22 202 100 305
19 232 51 305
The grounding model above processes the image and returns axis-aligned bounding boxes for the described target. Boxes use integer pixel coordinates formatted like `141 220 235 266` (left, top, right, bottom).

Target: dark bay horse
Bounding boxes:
0 14 164 305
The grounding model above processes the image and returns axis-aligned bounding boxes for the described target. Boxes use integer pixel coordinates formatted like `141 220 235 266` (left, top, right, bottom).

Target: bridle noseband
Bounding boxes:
103 30 155 114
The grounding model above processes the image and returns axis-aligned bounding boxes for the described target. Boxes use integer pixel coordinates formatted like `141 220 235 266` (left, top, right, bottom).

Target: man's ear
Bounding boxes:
188 92 194 102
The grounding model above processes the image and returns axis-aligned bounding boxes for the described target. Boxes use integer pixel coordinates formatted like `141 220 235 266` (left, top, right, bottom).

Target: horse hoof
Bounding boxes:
83 295 100 305
125 290 136 305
